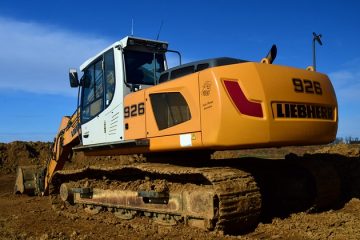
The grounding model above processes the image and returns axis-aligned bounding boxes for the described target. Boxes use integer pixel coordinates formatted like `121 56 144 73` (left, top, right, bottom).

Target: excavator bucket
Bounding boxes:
14 165 45 195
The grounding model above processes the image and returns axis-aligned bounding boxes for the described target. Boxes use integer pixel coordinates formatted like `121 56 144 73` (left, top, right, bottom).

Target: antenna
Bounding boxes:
131 19 134 36
312 32 323 71
156 20 164 40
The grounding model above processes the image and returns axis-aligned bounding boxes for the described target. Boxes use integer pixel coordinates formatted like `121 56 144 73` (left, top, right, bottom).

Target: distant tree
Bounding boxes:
343 136 360 144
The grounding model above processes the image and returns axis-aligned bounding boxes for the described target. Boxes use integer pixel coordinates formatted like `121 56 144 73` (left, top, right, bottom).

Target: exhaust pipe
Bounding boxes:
261 44 277 64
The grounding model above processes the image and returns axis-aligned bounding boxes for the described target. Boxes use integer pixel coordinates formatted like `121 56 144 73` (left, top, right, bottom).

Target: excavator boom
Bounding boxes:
15 110 80 195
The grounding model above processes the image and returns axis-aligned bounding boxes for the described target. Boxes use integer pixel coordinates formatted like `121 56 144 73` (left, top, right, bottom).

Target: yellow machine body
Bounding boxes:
123 62 337 153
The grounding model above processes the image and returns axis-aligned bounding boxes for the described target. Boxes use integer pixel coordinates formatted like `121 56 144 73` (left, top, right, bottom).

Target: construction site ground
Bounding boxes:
0 141 359 240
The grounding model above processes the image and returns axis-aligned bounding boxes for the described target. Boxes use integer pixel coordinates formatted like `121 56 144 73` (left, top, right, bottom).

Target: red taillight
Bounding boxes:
223 80 263 118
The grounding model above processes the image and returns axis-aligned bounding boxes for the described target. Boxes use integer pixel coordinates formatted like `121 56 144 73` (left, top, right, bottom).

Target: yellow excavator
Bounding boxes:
14 36 338 233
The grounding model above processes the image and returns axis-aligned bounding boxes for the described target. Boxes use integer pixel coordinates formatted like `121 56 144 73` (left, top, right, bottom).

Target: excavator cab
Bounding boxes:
68 37 169 147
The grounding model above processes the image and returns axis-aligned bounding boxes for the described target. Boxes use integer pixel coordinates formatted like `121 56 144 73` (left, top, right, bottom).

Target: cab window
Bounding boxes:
81 49 116 123
81 59 104 123
124 50 165 85
104 50 115 105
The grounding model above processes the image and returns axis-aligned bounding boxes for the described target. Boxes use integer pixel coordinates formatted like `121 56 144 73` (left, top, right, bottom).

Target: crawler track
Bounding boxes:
49 163 261 233
47 153 342 234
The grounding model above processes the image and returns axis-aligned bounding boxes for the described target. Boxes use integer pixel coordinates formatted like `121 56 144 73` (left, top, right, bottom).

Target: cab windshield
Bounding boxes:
124 50 165 85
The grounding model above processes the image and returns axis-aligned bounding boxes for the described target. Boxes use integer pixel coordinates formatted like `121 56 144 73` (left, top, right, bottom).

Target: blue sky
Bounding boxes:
0 0 359 142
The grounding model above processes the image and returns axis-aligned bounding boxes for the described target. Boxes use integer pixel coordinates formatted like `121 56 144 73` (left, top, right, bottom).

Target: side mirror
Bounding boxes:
69 68 79 88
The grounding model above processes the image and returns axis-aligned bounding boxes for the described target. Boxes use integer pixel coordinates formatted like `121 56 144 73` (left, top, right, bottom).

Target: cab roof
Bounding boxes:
79 36 168 71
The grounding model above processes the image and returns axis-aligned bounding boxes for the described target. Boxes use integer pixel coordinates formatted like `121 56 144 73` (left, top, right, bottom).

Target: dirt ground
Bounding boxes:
0 142 360 240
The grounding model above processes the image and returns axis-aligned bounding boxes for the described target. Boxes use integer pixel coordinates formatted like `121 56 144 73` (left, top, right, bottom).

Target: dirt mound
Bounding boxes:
65 152 145 170
313 143 360 157
0 141 144 174
249 197 360 239
0 141 51 173
212 145 327 159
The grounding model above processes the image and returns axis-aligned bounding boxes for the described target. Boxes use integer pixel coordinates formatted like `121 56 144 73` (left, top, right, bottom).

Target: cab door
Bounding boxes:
80 48 124 146
80 58 106 145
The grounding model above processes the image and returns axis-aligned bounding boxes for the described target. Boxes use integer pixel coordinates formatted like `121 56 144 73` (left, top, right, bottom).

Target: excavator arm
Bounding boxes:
14 110 80 195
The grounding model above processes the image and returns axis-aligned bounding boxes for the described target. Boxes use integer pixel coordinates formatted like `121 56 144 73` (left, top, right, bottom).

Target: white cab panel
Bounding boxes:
81 47 125 145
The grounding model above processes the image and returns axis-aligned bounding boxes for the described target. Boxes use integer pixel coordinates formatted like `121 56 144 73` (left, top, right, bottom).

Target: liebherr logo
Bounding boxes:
274 103 334 120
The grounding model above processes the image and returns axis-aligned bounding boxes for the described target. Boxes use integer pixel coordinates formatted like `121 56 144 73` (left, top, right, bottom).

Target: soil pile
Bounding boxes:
0 141 145 174
313 143 360 157
0 141 51 173
249 197 360 240
67 152 145 169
